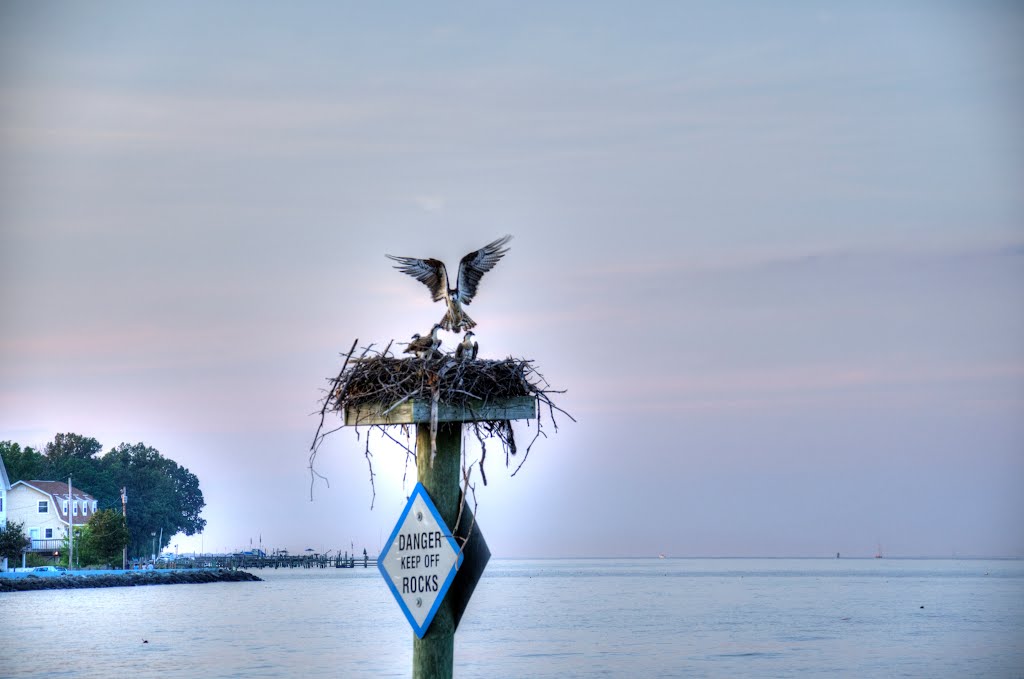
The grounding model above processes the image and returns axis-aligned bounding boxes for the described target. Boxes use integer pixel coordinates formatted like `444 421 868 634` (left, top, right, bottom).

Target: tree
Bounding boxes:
45 433 103 460
101 442 206 558
61 526 92 568
83 509 130 566
0 441 47 482
59 510 130 568
0 520 31 565
3 434 206 560
1 435 115 503
44 433 117 505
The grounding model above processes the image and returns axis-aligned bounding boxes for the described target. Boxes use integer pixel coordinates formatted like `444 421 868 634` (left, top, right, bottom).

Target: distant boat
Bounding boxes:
874 544 883 559
658 553 666 559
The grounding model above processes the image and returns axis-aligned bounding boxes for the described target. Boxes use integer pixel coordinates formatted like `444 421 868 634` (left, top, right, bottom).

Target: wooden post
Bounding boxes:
349 393 534 677
412 421 461 679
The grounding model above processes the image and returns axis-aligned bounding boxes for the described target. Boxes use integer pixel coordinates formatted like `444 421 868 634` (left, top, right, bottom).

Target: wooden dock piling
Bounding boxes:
412 422 461 679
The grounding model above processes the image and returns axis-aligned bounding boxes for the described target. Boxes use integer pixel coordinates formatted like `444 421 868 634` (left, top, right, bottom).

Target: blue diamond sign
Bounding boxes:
378 483 464 638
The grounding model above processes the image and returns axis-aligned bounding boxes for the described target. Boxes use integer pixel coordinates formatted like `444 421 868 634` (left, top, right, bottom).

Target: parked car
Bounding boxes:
30 566 70 576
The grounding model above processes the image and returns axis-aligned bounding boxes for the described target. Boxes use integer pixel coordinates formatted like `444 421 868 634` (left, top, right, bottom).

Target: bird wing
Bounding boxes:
385 255 449 302
455 235 512 304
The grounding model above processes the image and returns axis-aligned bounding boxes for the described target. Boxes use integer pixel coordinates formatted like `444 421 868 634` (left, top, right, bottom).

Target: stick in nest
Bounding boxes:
309 340 575 506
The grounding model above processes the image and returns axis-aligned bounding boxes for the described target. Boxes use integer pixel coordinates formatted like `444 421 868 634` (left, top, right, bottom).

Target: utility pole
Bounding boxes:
120 487 127 570
67 477 73 570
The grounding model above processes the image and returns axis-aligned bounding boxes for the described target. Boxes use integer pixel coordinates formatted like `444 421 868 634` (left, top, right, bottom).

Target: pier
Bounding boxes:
162 552 378 570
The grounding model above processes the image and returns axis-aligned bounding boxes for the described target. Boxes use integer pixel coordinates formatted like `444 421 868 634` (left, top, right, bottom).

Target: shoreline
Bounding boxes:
0 568 261 592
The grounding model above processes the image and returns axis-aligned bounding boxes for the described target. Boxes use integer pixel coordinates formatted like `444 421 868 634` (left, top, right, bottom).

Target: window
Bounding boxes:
93 501 97 512
73 501 78 516
45 528 53 539
38 500 48 513
0 496 3 511
82 502 88 516
63 500 68 514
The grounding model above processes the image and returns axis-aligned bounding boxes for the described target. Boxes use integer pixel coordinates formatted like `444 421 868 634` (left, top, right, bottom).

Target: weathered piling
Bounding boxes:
412 422 461 679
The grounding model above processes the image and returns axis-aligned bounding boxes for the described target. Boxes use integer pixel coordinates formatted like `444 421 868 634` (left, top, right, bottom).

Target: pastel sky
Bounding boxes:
1 2 1021 557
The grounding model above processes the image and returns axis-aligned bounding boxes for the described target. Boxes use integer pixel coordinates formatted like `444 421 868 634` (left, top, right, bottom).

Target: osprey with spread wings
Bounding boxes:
387 235 512 333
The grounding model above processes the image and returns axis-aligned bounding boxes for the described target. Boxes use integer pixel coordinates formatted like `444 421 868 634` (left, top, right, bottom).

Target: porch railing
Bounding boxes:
28 539 63 552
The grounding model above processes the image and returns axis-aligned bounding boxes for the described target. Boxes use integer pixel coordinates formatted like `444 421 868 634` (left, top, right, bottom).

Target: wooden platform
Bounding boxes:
344 395 536 426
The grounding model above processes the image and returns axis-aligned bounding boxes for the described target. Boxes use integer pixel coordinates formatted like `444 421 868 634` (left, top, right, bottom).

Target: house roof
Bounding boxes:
11 480 98 526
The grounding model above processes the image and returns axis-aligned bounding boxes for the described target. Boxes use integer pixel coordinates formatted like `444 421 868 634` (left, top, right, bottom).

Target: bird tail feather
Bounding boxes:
442 309 476 333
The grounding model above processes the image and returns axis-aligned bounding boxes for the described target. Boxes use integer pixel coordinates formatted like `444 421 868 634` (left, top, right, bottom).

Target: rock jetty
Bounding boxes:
0 569 261 592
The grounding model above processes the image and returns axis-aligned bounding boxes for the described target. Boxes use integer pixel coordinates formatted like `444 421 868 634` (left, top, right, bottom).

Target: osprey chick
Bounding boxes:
455 331 478 360
403 324 443 359
387 235 511 332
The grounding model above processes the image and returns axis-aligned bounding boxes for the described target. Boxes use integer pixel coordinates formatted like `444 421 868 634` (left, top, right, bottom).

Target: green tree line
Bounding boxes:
1 433 206 559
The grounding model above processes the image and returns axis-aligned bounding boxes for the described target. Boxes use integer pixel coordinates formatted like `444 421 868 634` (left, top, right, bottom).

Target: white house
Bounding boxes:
0 456 10 571
6 481 98 560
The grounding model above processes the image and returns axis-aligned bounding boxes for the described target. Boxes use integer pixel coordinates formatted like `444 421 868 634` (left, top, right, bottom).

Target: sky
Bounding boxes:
1 2 1022 558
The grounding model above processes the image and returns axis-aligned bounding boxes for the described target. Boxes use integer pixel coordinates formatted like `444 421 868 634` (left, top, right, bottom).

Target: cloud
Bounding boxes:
0 85 384 155
412 194 446 212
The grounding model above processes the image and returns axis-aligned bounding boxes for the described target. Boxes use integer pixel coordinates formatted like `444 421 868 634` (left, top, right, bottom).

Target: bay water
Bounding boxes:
3 558 1022 677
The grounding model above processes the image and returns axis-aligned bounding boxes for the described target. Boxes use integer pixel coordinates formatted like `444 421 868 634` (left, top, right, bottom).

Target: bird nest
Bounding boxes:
310 339 572 507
